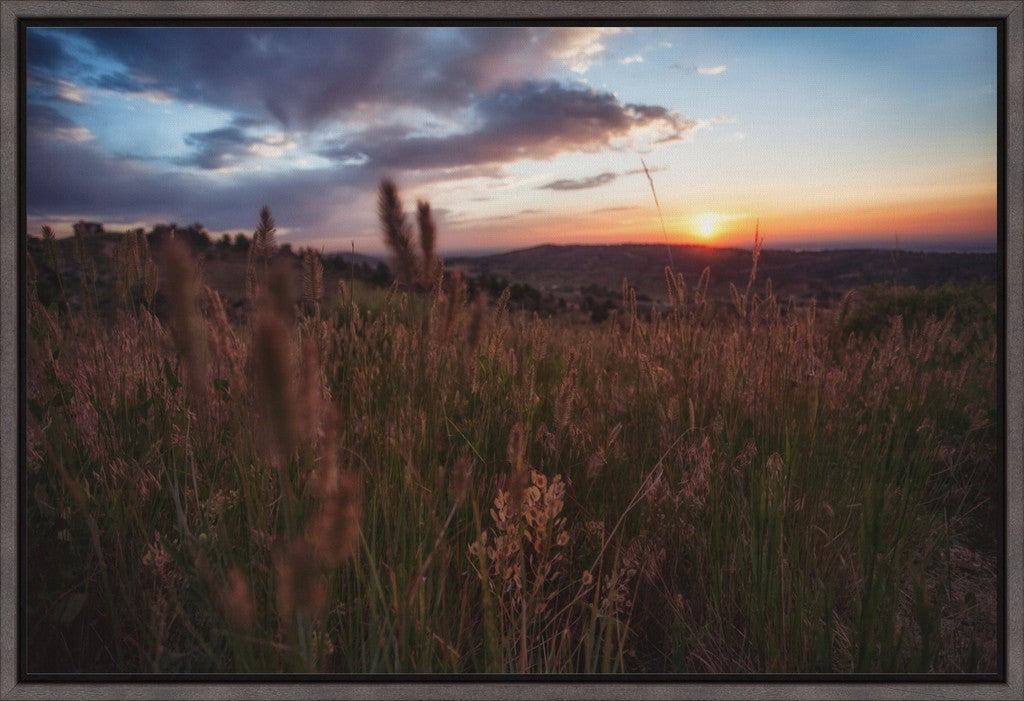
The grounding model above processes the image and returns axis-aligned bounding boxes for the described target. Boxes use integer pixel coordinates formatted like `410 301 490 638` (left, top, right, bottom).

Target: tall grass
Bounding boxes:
24 204 998 674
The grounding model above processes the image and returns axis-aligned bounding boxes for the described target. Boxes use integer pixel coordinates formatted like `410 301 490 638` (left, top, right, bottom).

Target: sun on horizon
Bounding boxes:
697 212 717 239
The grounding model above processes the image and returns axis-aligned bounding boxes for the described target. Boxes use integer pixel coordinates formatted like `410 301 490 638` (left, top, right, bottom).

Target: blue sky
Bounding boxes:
25 25 997 253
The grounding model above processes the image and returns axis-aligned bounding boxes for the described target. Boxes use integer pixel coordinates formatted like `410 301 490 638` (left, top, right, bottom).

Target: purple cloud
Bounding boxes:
319 81 695 170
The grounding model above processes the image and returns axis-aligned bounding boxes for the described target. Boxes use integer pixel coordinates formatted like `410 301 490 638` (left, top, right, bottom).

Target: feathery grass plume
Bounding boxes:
41 225 61 273
220 568 256 633
695 266 710 307
72 221 98 314
275 539 327 621
26 247 40 307
506 423 531 513
245 247 259 304
442 271 468 341
133 230 159 308
267 258 297 326
39 225 75 316
554 351 578 431
625 282 639 334
250 306 299 467
301 248 324 311
417 200 437 288
114 230 141 306
164 237 210 406
378 179 420 286
298 336 324 444
728 281 744 317
664 266 680 312
664 268 689 328
466 290 487 352
306 447 362 566
253 204 277 265
72 221 96 281
488 287 512 354
737 220 764 318
450 456 474 506
199 284 241 382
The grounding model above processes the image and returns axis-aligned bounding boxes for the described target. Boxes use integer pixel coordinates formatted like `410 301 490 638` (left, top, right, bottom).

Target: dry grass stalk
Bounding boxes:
466 291 487 352
267 259 297 326
163 238 210 406
307 463 362 567
417 200 437 288
253 205 277 264
301 248 324 309
221 568 256 633
378 179 420 286
506 423 531 513
249 308 298 468
275 540 327 620
41 225 61 273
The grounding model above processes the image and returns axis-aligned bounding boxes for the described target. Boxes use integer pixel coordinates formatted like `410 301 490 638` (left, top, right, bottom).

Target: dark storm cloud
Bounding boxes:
36 27 627 131
25 111 377 233
45 27 391 126
319 81 695 171
26 31 71 72
26 102 77 132
24 27 691 242
539 172 617 191
181 126 272 170
51 27 609 129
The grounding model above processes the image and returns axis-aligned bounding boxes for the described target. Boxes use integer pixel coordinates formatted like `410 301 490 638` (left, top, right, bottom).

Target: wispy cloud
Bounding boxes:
181 127 298 170
591 205 641 213
54 79 89 103
697 65 727 75
621 54 644 64
539 172 617 191
548 27 622 74
53 126 94 142
541 164 670 192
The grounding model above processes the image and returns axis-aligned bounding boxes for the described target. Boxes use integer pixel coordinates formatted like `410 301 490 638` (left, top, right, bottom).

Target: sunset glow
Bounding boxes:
697 213 717 239
24 25 997 254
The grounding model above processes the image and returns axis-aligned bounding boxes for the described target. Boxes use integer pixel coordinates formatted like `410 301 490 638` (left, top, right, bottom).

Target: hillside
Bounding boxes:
451 243 998 305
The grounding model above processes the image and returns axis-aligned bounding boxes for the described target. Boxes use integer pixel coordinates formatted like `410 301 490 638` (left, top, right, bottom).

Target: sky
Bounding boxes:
24 25 998 254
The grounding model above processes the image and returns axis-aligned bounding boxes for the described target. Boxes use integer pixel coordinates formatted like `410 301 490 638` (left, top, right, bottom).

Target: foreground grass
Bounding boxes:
24 233 998 673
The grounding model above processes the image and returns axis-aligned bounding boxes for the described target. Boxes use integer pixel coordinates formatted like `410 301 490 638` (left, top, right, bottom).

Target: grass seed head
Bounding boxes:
221 568 256 633
164 237 210 406
250 310 298 466
378 179 420 287
275 539 327 620
307 465 362 567
417 199 437 288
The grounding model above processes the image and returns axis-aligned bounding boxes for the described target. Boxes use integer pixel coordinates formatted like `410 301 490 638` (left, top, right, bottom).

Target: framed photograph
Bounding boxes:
2 2 1021 699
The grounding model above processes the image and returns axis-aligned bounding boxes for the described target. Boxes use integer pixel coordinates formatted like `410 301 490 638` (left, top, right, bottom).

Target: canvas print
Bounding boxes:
22 25 1000 675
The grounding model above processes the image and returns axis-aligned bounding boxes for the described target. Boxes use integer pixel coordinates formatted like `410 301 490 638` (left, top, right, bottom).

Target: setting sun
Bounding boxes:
697 212 716 239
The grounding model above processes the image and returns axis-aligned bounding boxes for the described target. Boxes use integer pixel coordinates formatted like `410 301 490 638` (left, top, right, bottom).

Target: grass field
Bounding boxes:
23 202 999 674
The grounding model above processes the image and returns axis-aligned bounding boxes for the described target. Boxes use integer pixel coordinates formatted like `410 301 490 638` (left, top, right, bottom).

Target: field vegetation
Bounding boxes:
24 183 999 674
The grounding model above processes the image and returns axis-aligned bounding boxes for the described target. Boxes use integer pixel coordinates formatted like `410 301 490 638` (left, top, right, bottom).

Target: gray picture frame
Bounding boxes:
2 2 1021 699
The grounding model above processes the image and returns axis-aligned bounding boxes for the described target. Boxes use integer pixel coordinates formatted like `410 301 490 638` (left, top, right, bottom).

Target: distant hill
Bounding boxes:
326 251 384 266
449 243 998 305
